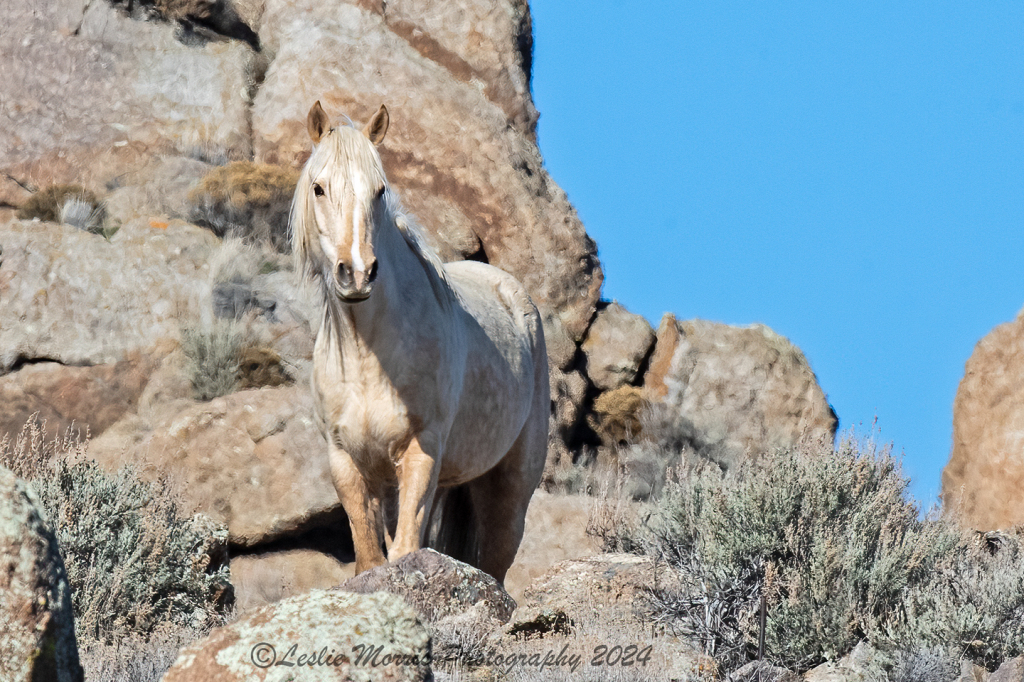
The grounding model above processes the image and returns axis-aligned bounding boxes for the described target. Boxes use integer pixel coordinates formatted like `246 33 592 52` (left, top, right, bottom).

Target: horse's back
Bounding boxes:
438 260 548 483
443 260 543 348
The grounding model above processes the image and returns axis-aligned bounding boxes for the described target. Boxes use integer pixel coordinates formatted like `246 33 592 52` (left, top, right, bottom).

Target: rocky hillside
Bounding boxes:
943 306 1024 530
0 0 836 609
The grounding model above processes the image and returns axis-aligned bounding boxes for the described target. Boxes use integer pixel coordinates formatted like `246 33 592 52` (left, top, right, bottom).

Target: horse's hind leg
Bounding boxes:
467 410 547 585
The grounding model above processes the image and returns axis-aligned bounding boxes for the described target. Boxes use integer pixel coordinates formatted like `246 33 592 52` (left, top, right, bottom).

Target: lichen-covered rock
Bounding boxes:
642 314 837 470
943 307 1024 530
252 0 602 347
339 548 515 625
0 465 83 682
0 218 218 372
88 385 337 547
161 589 431 681
339 549 514 666
581 301 655 392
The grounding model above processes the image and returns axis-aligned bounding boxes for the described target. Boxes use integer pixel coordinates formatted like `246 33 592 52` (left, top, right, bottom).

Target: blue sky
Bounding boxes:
530 1 1024 505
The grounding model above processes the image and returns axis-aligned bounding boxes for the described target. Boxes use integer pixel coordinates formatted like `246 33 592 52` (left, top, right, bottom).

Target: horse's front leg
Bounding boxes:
327 442 386 574
390 435 440 560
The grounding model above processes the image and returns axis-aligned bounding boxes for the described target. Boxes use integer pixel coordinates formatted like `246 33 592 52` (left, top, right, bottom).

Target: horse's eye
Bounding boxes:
313 183 325 197
376 186 386 200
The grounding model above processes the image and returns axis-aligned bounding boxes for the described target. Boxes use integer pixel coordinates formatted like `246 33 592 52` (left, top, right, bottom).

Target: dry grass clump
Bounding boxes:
598 434 1024 674
188 162 299 251
181 319 291 400
180 319 246 401
17 183 107 233
0 418 231 649
78 625 205 682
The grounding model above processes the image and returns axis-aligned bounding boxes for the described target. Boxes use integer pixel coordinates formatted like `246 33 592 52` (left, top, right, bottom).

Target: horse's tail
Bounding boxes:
425 483 480 568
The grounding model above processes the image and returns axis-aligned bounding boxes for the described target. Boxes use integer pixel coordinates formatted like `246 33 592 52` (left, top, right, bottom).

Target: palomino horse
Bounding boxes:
290 101 549 583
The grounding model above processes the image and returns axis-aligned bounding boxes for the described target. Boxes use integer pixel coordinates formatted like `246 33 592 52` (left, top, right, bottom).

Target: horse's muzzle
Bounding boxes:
335 260 376 302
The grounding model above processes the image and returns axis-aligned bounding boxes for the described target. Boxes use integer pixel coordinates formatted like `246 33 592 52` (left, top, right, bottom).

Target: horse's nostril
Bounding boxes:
337 262 351 284
367 261 379 283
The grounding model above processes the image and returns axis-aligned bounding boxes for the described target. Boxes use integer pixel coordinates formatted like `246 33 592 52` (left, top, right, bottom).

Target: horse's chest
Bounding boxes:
312 345 417 457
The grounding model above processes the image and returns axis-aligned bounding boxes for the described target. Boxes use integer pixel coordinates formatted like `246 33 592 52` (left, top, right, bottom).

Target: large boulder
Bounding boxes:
0 218 218 372
252 0 602 347
943 307 1024 530
339 548 515 625
508 553 681 636
0 465 83 682
0 351 160 441
88 384 338 547
339 548 515 665
642 314 837 471
581 301 655 392
161 589 431 681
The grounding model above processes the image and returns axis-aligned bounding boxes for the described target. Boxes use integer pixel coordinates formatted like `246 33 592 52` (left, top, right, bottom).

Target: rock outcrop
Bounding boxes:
943 307 1024 530
161 589 431 681
581 302 655 392
0 465 83 682
509 553 680 635
641 314 837 470
252 0 601 345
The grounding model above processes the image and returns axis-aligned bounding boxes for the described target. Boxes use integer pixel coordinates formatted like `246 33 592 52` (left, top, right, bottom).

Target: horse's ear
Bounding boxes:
362 104 389 145
307 101 330 144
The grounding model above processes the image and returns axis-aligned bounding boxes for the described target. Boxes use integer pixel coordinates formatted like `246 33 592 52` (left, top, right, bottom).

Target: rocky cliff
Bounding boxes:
943 306 1024 530
1 0 836 604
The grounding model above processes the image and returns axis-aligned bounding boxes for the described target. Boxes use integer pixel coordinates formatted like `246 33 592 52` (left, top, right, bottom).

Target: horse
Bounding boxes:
289 101 549 584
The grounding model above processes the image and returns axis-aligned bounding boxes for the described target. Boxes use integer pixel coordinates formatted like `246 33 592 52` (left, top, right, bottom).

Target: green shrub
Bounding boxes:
603 436 968 672
188 162 299 252
0 418 231 644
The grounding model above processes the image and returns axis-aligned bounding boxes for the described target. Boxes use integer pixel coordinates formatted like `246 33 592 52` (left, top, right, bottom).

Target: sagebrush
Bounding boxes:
600 434 1024 673
0 418 231 645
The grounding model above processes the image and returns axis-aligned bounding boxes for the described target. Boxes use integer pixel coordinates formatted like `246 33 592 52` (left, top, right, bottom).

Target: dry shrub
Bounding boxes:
18 183 106 233
188 162 299 251
0 418 231 646
78 626 204 682
598 434 1024 674
180 319 245 400
589 385 648 445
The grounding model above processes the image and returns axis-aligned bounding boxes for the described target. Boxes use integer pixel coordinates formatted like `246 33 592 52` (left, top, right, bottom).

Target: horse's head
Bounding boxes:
293 101 391 303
